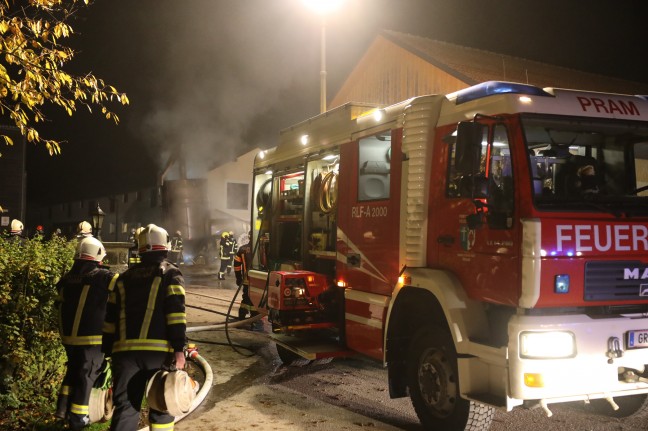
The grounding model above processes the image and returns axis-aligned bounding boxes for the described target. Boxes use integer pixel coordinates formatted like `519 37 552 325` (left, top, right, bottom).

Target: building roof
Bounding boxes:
331 30 648 109
380 30 648 95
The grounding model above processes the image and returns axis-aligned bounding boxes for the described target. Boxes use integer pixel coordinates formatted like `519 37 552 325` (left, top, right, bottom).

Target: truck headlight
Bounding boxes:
519 331 576 359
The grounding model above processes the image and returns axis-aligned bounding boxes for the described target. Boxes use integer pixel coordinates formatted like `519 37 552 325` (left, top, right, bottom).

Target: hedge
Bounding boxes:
0 235 75 429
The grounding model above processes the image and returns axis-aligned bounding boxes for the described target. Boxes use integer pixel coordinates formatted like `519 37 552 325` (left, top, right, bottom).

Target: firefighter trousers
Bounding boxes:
110 351 175 431
238 284 258 320
218 258 231 279
60 345 103 429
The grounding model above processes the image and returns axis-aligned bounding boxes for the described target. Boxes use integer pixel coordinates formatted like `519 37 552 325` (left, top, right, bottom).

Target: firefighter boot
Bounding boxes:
238 306 248 321
54 393 68 419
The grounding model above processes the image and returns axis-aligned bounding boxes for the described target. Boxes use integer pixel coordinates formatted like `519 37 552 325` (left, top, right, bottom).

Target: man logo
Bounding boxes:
640 284 648 297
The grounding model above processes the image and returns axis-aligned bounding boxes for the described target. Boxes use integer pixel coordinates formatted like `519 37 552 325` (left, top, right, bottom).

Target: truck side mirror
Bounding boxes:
455 122 484 176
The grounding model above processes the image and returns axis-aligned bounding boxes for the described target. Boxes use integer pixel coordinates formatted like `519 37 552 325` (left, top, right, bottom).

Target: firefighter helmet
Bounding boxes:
222 231 229 238
138 224 170 254
78 221 92 235
75 237 107 262
10 219 23 234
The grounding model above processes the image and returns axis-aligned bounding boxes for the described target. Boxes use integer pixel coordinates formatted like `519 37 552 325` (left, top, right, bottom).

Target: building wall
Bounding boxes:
31 188 163 241
206 148 258 238
330 35 467 108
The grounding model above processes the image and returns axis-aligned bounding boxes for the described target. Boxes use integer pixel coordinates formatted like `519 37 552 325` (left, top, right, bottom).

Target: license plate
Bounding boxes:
627 330 648 349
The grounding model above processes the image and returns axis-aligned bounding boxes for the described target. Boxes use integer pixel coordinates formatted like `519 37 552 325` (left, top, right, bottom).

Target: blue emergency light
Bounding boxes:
454 81 554 105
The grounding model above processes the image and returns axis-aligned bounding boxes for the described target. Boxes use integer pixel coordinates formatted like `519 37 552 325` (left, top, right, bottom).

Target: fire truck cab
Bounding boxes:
247 82 648 430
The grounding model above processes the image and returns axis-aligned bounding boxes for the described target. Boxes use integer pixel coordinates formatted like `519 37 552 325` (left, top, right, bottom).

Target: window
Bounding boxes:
446 126 489 198
358 134 391 201
227 182 249 210
488 124 514 216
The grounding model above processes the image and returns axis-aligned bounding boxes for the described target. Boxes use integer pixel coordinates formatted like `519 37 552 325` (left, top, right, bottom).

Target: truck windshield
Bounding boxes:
522 115 648 216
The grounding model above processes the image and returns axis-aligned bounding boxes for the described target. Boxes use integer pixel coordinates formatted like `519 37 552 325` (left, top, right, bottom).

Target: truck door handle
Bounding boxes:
437 235 454 245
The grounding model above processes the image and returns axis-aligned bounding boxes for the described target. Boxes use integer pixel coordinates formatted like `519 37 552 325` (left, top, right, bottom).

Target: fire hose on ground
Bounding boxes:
89 286 267 430
138 283 269 429
136 348 214 431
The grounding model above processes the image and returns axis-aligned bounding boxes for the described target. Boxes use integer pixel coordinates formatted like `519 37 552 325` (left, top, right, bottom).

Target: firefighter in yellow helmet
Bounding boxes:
127 227 143 267
55 237 118 429
102 224 186 431
218 231 233 280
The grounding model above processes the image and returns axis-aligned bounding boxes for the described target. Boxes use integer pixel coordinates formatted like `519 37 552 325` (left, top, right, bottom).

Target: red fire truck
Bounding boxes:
246 81 648 430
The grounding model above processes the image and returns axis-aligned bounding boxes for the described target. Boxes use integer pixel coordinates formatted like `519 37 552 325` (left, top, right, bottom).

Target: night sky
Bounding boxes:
25 0 648 204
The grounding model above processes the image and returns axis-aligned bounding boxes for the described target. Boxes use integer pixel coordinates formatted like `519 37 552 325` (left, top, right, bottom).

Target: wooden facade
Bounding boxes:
331 30 648 109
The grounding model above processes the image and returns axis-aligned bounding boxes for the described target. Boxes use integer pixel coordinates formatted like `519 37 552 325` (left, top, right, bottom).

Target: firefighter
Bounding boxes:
55 237 117 429
102 224 186 431
218 231 234 280
33 225 45 239
76 221 93 239
7 219 24 242
127 227 143 267
227 231 236 275
234 231 260 328
170 230 184 265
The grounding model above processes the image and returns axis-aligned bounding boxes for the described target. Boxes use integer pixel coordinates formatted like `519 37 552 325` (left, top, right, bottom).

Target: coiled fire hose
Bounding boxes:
137 347 214 431
319 170 338 214
312 171 338 214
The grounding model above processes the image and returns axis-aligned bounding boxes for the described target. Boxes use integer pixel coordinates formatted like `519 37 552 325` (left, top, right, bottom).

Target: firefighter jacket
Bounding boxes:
234 242 252 286
57 261 118 347
102 254 186 355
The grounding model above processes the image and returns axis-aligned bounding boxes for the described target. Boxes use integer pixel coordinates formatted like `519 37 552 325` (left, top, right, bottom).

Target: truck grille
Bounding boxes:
584 261 648 301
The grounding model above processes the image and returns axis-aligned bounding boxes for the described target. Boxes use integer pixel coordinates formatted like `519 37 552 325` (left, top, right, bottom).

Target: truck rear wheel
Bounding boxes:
276 344 312 367
407 325 494 431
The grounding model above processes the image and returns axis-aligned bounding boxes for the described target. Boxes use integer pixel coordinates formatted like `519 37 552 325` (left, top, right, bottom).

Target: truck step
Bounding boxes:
272 333 355 360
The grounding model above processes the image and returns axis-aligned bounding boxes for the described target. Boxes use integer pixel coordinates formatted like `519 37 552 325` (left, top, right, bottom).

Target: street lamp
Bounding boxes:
302 0 345 114
91 203 105 240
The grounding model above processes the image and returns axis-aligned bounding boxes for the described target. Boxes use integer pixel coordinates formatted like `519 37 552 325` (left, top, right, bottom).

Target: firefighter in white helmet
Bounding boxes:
55 237 117 429
5 219 25 244
102 224 186 431
234 231 261 329
76 221 93 239
227 231 236 275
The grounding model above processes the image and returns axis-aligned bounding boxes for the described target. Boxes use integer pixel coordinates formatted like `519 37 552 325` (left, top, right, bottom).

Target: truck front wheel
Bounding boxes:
407 325 494 431
590 394 648 418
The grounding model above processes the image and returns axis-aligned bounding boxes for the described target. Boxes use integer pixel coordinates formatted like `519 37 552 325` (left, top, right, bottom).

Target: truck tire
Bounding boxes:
407 325 494 431
591 394 648 418
276 344 312 367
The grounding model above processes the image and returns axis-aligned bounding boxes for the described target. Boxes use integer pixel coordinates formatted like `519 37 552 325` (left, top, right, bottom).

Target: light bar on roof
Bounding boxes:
452 81 554 105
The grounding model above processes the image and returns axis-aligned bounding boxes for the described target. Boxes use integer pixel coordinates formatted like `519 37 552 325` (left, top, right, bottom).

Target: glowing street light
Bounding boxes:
302 0 346 114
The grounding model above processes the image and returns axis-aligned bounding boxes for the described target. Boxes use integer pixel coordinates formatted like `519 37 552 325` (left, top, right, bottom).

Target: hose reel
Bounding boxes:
146 369 199 417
